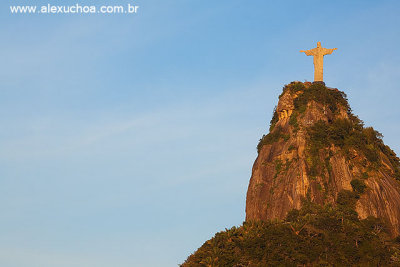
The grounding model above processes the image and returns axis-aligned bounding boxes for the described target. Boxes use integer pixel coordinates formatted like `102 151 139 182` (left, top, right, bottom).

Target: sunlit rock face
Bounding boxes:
246 82 400 236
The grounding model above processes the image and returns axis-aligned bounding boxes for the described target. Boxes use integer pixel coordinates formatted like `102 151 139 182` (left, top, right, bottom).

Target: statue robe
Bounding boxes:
302 47 336 81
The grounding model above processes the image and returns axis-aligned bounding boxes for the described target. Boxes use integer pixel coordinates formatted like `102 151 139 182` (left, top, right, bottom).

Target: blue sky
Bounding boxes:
1 0 400 266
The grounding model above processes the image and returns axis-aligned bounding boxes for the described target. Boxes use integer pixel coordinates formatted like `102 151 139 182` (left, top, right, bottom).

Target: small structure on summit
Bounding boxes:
300 41 337 82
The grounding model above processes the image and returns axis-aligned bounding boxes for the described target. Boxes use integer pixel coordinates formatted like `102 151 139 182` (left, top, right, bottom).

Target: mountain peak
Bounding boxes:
182 82 400 266
247 81 400 236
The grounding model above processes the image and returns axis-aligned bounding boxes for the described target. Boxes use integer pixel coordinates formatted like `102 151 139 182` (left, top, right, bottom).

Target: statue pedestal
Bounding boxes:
312 81 325 86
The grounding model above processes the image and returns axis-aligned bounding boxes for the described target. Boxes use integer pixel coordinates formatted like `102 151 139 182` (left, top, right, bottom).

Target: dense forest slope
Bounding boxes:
183 197 400 266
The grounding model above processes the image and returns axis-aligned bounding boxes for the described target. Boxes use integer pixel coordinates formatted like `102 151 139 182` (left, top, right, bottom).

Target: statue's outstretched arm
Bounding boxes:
300 49 314 56
323 48 338 55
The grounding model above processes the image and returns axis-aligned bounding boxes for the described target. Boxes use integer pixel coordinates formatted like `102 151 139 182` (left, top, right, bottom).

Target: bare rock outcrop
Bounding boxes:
246 82 400 236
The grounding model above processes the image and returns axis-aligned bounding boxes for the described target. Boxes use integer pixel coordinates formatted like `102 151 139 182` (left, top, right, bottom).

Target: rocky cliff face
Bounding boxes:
246 81 400 236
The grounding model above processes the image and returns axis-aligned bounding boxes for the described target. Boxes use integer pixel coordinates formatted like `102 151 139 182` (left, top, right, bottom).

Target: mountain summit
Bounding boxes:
246 81 400 236
183 82 400 266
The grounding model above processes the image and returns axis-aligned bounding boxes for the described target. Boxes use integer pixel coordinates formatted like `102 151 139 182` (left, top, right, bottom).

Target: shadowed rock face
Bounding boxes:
246 82 400 236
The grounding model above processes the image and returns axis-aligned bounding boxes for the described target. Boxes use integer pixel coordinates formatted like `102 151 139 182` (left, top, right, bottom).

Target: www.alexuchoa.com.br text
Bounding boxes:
10 3 139 15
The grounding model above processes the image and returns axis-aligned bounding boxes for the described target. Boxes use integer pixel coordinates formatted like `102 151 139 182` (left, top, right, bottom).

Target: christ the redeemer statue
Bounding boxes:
300 42 337 82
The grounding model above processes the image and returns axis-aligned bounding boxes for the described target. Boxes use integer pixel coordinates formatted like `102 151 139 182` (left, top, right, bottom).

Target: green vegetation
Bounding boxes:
381 144 400 180
306 118 400 180
183 192 397 266
351 179 367 194
282 133 290 141
269 106 279 131
336 189 358 206
274 159 283 174
280 81 306 97
288 81 306 93
308 119 366 153
293 82 350 114
259 82 348 152
257 126 288 153
300 84 399 179
284 159 292 172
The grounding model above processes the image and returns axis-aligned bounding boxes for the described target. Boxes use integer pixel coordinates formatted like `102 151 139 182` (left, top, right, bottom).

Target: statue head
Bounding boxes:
317 41 321 48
